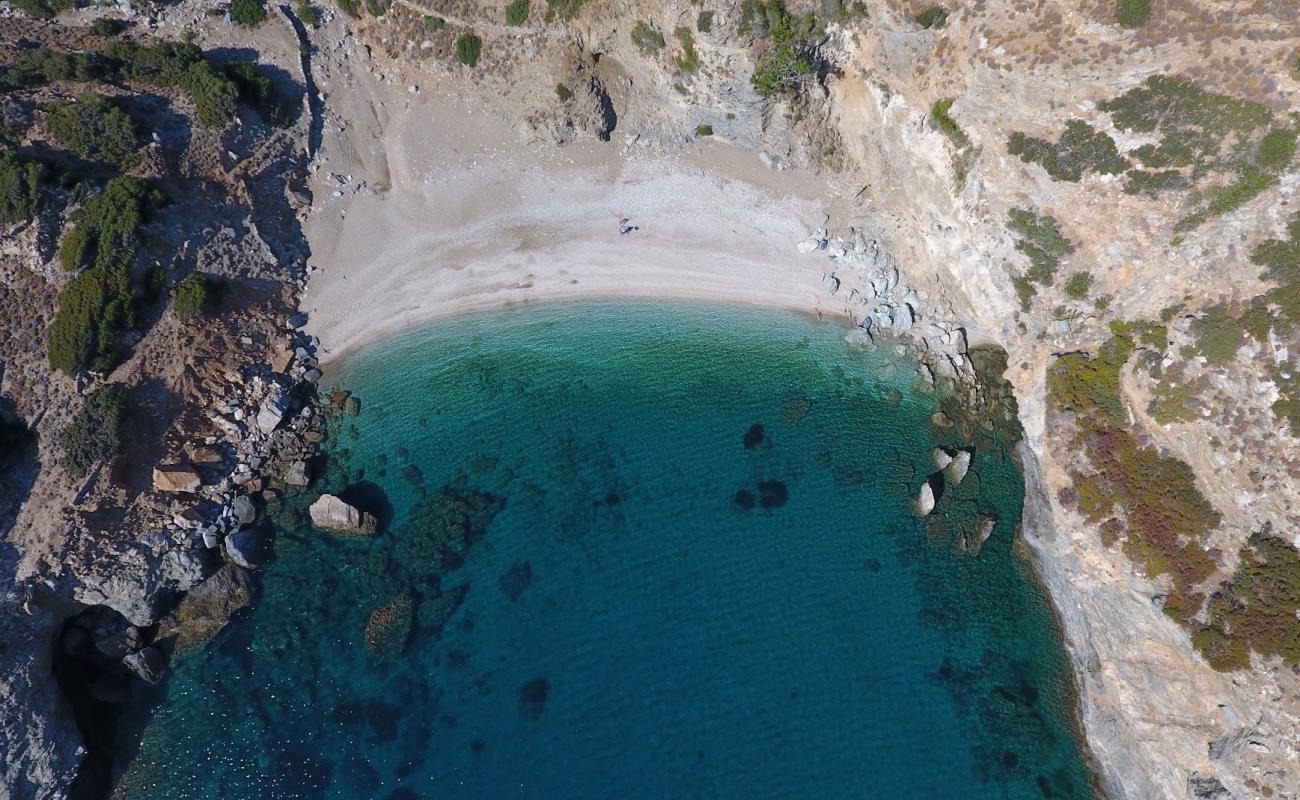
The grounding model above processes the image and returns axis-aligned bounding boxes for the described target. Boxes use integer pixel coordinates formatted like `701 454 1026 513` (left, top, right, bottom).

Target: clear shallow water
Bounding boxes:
119 302 1093 800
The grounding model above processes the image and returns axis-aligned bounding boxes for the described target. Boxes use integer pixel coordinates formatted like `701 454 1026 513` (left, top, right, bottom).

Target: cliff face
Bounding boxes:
2 0 1298 797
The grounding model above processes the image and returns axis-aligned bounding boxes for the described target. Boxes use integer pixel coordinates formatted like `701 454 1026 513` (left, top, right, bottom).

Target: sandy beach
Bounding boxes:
300 89 852 365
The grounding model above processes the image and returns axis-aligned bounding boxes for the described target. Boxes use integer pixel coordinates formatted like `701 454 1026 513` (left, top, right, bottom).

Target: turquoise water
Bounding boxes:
119 302 1093 799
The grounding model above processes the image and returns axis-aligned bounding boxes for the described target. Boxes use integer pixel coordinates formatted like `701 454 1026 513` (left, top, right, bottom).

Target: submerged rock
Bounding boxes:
517 677 549 721
499 561 532 602
365 591 416 661
390 486 505 577
418 584 467 635
310 494 378 537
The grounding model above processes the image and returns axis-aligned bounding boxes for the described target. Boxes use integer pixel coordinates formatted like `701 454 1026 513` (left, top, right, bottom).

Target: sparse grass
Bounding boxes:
1008 120 1127 182
542 0 587 21
455 34 482 67
336 0 359 18
914 6 947 28
631 21 666 54
674 26 700 72
505 0 529 26
930 98 967 147
1114 0 1150 27
9 0 75 19
696 10 714 32
423 14 445 31
1064 271 1092 300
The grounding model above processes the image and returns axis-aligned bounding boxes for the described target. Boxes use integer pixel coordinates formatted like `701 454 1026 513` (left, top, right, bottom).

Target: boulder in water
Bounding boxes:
310 494 377 537
931 448 953 471
945 451 971 486
915 481 935 516
225 526 269 569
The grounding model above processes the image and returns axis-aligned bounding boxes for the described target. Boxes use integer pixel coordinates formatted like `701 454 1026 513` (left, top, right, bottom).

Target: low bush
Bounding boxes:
58 383 127 476
0 152 46 226
695 124 713 136
914 6 947 28
1007 208 1074 307
294 0 319 25
101 41 240 127
336 0 360 18
10 0 75 19
224 61 294 127
1064 271 1091 300
90 18 126 36
423 15 445 31
455 34 482 67
229 0 268 26
746 0 818 98
505 0 529 25
696 10 714 32
1114 0 1150 27
45 94 139 171
173 272 211 320
1008 120 1127 182
542 0 587 21
930 98 967 147
50 177 160 374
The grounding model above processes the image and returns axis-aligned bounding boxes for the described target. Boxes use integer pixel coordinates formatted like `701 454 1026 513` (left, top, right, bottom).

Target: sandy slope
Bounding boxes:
300 77 849 365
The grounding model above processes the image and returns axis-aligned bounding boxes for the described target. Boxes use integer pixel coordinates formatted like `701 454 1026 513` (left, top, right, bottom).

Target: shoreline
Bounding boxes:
299 96 851 368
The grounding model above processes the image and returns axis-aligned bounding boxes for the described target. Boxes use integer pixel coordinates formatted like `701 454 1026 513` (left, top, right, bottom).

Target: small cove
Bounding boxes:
117 301 1094 799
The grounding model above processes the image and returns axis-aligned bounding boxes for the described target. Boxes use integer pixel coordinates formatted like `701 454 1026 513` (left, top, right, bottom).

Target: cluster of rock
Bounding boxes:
914 446 972 517
150 318 337 571
59 606 167 706
802 227 973 384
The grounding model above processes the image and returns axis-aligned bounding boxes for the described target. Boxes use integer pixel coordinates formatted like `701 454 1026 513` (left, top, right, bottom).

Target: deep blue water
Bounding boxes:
119 302 1093 799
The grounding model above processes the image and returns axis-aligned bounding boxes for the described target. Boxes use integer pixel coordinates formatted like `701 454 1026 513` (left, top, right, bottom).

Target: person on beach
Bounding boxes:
619 217 639 235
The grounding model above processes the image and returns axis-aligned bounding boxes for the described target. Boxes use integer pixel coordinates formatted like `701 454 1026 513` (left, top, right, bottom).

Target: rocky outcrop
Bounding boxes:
122 646 166 684
309 494 377 537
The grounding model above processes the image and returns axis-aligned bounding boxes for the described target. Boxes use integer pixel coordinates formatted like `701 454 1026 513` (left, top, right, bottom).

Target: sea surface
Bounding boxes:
118 301 1094 799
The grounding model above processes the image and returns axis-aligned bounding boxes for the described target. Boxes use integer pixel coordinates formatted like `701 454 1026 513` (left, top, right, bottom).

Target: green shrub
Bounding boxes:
173 272 211 320
747 1 818 98
1114 0 1150 27
1007 208 1074 303
46 95 139 171
696 10 714 32
100 41 241 127
90 18 126 36
631 21 666 54
362 0 386 16
58 383 127 476
1188 303 1246 365
0 49 103 92
49 178 160 374
505 0 529 25
10 0 75 19
336 0 360 18
1255 128 1297 173
930 98 967 147
0 152 46 226
914 6 947 28
555 83 572 101
294 0 319 25
455 34 482 67
224 61 294 127
1196 531 1300 670
1008 120 1128 182
695 124 713 136
1064 271 1092 300
424 15 445 30
229 0 268 26
674 26 700 72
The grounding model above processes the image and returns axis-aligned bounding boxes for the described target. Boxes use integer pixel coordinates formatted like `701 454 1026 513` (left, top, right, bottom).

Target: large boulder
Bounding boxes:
256 386 291 434
122 646 166 684
224 527 269 570
945 451 972 486
915 481 935 517
152 464 201 493
309 494 377 537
